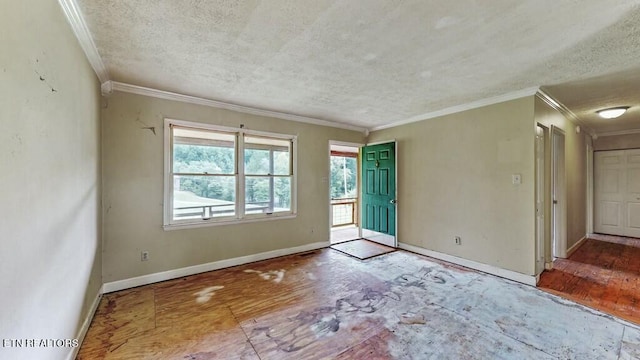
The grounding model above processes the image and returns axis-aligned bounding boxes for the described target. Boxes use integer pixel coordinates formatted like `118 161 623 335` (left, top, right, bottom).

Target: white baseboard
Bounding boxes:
103 242 329 293
398 243 537 286
566 236 587 257
67 285 103 360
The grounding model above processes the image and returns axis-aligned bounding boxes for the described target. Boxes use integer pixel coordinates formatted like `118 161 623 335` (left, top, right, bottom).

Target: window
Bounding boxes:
244 136 292 214
164 119 296 228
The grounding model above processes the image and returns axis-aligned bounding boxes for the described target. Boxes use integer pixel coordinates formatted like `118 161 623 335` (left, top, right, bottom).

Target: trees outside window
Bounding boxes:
165 120 296 227
330 155 357 199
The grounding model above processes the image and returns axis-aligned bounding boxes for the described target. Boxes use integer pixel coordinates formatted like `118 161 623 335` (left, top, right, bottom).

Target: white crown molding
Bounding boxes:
102 81 368 133
100 81 112 96
596 128 640 137
371 86 540 132
57 0 109 83
535 89 596 137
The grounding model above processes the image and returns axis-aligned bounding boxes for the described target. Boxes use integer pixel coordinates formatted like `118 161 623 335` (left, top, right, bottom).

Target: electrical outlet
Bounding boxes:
141 251 150 261
454 236 462 245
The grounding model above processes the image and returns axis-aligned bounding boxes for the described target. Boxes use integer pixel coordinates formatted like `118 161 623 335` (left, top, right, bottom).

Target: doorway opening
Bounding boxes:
329 143 360 244
328 140 398 260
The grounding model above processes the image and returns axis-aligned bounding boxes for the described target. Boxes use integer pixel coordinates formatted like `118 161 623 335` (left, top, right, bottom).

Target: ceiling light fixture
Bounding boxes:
597 107 629 119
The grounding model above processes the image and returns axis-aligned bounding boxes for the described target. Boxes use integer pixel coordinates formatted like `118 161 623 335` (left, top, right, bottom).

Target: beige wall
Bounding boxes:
101 92 365 282
594 133 640 151
0 1 102 359
534 97 590 256
368 97 537 275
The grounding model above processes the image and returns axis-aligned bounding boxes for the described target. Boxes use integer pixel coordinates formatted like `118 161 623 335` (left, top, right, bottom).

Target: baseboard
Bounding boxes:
398 243 537 286
103 242 329 293
566 236 587 257
67 285 103 360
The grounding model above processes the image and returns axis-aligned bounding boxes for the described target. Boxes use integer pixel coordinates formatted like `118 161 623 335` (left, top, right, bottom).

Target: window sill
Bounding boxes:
163 213 297 231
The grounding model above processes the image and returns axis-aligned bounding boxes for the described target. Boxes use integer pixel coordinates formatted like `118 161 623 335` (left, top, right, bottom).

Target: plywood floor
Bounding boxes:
78 249 640 359
538 234 640 326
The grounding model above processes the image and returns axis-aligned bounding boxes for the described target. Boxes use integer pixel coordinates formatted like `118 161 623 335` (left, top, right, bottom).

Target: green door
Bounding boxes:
361 142 396 245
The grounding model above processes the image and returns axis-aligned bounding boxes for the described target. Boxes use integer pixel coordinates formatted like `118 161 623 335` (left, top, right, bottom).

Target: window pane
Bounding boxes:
273 150 290 175
244 148 270 175
274 177 291 210
330 156 358 199
244 135 291 176
173 128 235 174
173 175 235 219
245 176 291 214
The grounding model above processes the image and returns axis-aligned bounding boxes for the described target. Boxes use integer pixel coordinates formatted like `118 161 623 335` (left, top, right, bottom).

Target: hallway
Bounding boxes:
538 234 640 325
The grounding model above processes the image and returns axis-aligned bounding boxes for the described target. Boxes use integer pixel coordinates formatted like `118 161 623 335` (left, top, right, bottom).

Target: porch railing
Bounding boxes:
174 201 270 219
331 197 358 227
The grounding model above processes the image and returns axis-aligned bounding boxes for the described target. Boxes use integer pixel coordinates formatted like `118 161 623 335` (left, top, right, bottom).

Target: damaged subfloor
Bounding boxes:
78 249 640 359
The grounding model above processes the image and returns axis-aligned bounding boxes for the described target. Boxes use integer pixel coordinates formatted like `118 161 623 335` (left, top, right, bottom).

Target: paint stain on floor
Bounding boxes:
193 285 224 303
244 269 286 283
78 249 640 359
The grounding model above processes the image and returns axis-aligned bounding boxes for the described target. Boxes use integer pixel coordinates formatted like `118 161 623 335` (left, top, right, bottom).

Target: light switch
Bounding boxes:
512 174 522 185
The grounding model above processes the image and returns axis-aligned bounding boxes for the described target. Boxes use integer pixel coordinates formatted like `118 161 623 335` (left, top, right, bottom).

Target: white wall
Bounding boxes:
368 97 537 275
101 91 365 283
0 1 102 359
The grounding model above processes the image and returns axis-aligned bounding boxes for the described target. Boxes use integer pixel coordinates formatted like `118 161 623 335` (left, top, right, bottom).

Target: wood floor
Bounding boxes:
538 234 640 325
78 247 640 359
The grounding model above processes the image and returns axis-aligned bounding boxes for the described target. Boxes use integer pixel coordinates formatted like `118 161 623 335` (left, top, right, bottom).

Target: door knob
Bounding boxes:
390 199 397 204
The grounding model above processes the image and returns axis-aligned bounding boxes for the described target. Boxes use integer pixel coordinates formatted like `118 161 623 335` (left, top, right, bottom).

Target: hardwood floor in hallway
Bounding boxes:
538 234 640 326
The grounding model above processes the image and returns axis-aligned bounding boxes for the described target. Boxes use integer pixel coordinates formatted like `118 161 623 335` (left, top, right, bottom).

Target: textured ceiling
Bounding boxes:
543 68 640 134
76 0 640 132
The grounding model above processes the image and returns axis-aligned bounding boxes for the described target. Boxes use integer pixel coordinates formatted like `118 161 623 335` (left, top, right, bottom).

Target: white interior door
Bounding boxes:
595 149 640 238
595 151 625 236
535 125 546 274
552 128 567 258
586 142 594 234
627 150 640 238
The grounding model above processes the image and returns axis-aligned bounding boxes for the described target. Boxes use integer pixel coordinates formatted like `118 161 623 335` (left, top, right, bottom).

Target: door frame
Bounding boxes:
535 124 548 274
361 139 398 248
328 140 363 242
586 141 594 235
551 126 567 258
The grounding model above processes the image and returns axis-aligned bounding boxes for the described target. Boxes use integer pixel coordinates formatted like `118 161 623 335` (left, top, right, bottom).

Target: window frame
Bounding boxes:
163 118 297 230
